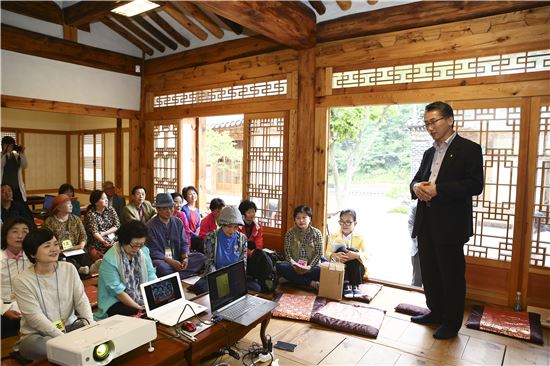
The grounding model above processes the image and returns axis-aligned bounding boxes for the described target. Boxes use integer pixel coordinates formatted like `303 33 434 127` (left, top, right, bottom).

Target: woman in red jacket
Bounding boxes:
238 200 264 256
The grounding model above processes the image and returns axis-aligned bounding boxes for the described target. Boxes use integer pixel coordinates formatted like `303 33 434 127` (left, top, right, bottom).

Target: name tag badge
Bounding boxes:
61 239 73 250
165 248 173 259
53 319 65 333
10 293 16 301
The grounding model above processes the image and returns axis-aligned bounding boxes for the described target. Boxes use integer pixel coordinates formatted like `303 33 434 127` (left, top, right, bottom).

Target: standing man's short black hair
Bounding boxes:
1 136 16 146
425 101 454 119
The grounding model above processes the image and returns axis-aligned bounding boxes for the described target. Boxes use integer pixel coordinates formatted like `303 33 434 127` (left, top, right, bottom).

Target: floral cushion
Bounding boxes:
273 293 326 321
465 305 543 345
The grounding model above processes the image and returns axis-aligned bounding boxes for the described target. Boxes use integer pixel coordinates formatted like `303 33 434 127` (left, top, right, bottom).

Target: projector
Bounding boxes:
46 315 157 366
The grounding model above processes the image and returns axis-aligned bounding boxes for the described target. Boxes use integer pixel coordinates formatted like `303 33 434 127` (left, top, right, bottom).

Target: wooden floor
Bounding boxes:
199 284 550 366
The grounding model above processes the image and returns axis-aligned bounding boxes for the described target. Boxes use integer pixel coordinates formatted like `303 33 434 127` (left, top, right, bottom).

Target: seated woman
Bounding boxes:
14 228 94 361
193 206 261 294
43 194 90 275
58 183 81 216
182 186 201 241
171 192 191 245
1 217 32 339
276 205 323 290
85 190 120 263
95 220 156 320
238 199 264 256
198 198 225 239
147 193 204 278
326 209 368 298
122 185 155 224
1 184 34 226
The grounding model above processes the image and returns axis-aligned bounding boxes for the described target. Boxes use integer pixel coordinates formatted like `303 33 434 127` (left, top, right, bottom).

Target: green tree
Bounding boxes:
205 129 241 171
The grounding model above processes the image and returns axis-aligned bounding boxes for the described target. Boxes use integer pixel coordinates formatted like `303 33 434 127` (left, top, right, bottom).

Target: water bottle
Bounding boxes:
514 291 522 312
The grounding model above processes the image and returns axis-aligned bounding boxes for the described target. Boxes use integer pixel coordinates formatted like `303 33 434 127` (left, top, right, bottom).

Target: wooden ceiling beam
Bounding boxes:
111 14 165 52
163 2 208 41
1 1 90 31
318 1 550 43
144 36 283 76
63 1 122 28
101 17 153 56
148 11 190 47
198 1 317 49
172 1 224 39
308 1 326 16
1 24 141 76
134 15 178 50
217 15 244 35
336 1 352 11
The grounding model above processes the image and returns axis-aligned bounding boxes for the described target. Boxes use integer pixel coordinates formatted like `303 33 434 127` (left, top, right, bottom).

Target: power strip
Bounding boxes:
254 351 274 364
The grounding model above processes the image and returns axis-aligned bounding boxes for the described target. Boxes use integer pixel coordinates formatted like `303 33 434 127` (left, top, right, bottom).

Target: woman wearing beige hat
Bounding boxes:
192 206 261 294
43 194 91 275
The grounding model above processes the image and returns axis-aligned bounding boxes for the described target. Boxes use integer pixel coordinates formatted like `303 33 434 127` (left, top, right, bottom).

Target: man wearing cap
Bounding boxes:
146 193 204 278
192 206 261 294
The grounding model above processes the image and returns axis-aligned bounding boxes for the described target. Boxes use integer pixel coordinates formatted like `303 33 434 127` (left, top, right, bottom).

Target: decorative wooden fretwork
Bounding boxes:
531 104 550 268
455 106 521 262
333 49 550 89
245 116 285 229
153 79 288 108
153 123 178 196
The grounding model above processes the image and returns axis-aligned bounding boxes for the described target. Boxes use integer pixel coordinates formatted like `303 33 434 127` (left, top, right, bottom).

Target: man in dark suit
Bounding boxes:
103 181 125 220
410 101 484 339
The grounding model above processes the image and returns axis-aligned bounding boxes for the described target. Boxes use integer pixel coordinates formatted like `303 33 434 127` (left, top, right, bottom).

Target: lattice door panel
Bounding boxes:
454 104 522 262
153 123 178 195
244 114 286 229
531 103 550 268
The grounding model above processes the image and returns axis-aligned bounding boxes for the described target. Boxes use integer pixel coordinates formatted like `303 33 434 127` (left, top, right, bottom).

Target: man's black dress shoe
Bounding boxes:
433 325 458 339
410 312 442 325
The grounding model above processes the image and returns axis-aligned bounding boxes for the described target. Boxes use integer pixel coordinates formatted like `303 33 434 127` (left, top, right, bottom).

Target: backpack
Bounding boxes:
247 249 278 293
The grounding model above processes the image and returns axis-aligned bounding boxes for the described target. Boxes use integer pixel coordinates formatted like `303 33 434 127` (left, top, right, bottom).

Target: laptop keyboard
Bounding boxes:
222 296 265 319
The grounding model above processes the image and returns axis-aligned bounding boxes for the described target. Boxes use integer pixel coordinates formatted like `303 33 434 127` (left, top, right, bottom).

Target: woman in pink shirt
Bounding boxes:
198 198 225 239
171 192 191 245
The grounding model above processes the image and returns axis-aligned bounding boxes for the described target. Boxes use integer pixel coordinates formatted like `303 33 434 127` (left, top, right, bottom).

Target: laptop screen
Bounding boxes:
142 273 183 312
207 260 248 312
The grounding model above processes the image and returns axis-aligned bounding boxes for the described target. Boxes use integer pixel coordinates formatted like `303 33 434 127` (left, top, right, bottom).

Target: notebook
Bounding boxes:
207 260 278 326
140 272 207 327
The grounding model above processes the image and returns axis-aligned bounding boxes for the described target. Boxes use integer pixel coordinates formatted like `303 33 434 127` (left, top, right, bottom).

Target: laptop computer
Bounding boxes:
140 272 207 327
207 260 278 326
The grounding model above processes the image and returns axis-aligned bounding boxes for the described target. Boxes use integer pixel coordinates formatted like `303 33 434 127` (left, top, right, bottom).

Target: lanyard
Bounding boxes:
6 256 24 294
35 264 63 328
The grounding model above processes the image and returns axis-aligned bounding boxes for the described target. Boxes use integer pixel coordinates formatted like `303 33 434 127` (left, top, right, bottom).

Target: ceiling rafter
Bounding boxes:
1 1 90 32
101 16 153 56
197 1 317 49
111 13 165 52
308 1 326 16
163 2 208 41
133 15 178 50
147 11 190 47
216 15 244 35
63 1 121 28
336 1 352 11
172 1 224 39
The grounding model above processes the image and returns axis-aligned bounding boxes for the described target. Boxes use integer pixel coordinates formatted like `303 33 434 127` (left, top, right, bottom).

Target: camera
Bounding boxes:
13 144 23 153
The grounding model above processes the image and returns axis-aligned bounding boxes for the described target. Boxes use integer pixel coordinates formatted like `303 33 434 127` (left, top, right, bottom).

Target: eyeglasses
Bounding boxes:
338 220 355 226
129 240 146 249
423 117 446 129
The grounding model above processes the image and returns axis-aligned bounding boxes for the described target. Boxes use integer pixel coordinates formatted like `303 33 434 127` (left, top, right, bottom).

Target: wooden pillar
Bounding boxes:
129 118 140 191
288 48 317 229
115 118 123 189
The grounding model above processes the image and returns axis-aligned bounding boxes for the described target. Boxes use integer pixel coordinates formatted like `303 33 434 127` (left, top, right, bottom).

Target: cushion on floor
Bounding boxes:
273 293 326 321
394 303 430 316
465 305 544 345
311 302 386 338
352 283 383 303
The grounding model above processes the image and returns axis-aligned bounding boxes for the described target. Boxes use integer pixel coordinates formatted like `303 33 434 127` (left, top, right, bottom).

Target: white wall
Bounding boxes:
1 51 140 110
